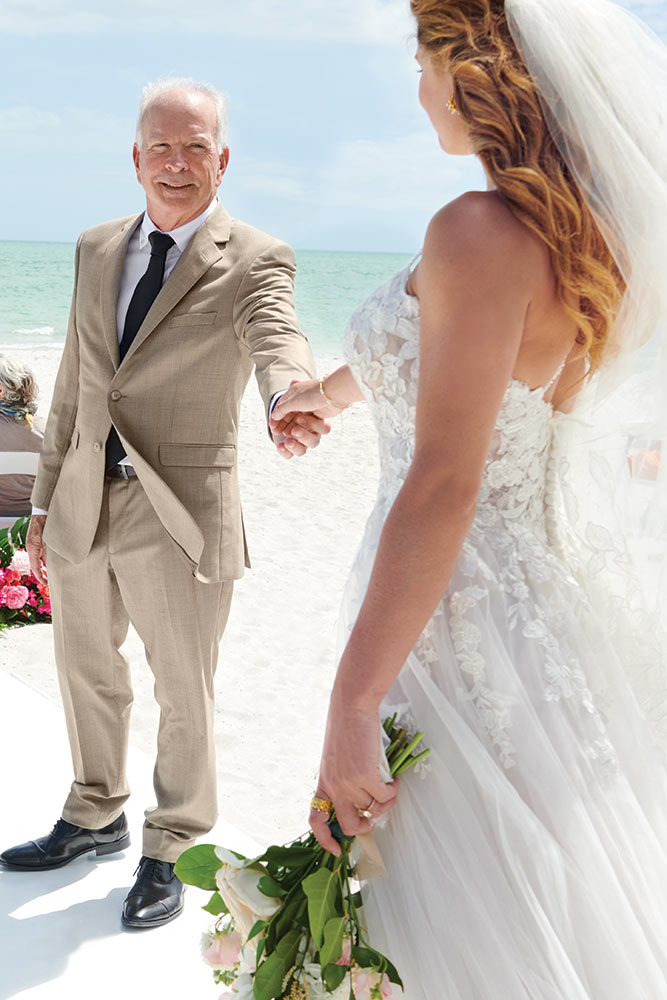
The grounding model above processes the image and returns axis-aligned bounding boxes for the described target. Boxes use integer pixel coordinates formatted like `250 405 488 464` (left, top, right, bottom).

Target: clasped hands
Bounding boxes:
270 379 343 459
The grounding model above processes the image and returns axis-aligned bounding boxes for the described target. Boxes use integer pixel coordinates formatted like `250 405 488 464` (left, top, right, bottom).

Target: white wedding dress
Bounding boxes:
339 263 667 999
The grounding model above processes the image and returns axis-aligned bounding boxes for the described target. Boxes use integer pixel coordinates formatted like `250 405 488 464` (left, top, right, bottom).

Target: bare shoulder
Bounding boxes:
420 191 543 290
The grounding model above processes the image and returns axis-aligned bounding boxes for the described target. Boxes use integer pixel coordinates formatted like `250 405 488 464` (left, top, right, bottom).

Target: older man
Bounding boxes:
0 77 324 927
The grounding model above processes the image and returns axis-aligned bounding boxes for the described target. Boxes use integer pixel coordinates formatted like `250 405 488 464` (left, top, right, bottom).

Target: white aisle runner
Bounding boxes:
0 670 259 1000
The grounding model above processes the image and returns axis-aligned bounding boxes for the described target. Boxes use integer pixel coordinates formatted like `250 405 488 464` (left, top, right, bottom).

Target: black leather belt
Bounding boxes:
106 464 137 480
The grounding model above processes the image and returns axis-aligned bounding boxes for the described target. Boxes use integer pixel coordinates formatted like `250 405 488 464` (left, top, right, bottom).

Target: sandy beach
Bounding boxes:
0 344 380 847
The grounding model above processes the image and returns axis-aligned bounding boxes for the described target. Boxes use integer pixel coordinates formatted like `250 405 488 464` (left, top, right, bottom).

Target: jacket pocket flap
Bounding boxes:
159 443 236 468
169 311 217 327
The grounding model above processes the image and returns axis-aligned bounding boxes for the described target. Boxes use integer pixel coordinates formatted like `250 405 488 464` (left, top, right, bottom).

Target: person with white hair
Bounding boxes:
0 357 45 518
0 76 325 928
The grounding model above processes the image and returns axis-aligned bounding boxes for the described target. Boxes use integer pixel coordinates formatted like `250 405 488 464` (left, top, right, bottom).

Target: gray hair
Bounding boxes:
135 76 228 153
0 356 38 414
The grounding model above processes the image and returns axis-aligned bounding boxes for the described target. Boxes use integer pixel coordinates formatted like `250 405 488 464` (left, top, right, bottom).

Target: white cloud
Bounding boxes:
236 130 485 219
1 103 133 152
0 107 61 131
0 0 413 44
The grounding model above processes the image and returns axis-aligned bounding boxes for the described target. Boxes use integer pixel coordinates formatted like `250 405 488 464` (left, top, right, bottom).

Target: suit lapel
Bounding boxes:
121 203 232 366
101 215 142 369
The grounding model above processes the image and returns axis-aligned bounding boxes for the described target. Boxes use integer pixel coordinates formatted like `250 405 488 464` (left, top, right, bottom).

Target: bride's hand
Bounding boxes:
271 379 343 425
309 702 399 856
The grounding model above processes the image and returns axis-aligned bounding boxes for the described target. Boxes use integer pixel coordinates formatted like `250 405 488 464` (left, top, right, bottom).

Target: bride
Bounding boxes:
271 0 667 995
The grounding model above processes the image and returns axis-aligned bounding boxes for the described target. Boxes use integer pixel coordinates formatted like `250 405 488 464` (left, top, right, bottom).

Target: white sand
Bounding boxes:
0 344 380 848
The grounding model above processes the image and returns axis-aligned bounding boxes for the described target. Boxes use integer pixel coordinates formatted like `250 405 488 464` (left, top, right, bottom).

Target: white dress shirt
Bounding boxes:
115 197 219 346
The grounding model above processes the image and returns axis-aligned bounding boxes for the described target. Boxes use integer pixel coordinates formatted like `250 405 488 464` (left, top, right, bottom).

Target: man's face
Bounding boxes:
133 90 229 230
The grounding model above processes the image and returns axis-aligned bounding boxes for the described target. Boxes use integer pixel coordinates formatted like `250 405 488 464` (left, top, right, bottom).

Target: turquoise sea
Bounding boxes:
0 241 413 353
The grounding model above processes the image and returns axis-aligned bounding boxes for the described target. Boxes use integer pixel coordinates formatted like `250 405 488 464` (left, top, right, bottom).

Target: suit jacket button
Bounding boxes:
110 390 122 401
93 442 102 452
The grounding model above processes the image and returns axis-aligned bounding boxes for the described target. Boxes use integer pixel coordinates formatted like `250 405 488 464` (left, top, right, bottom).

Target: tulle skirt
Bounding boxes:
339 497 667 999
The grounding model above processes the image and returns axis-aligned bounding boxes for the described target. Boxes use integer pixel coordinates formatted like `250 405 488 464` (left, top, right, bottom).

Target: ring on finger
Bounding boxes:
310 795 333 814
356 795 376 819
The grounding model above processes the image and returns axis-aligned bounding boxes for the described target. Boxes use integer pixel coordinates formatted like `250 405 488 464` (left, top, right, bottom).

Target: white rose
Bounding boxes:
228 972 254 1000
303 963 351 1000
216 862 282 938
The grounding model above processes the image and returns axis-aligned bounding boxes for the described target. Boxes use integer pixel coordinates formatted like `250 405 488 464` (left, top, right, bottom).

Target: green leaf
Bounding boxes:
202 891 228 916
303 868 342 948
319 916 345 968
253 927 300 1000
174 844 221 890
383 956 404 988
258 874 287 898
262 844 318 868
272 894 307 945
322 962 348 992
248 919 268 941
352 945 382 970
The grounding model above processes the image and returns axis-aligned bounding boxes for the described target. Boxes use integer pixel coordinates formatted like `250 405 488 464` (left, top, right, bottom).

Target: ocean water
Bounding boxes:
0 241 413 353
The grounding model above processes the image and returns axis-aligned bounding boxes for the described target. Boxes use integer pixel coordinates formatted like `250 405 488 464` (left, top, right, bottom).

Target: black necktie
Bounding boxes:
106 230 175 469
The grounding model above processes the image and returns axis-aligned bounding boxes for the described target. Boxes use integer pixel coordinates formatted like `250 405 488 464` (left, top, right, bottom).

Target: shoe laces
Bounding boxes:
133 855 174 881
50 817 77 838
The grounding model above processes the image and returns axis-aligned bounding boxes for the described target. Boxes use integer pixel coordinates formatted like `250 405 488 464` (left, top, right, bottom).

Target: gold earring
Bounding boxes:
447 93 459 115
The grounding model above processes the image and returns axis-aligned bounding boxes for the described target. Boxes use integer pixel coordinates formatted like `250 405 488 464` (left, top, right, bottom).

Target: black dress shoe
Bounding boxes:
0 814 130 871
122 856 185 928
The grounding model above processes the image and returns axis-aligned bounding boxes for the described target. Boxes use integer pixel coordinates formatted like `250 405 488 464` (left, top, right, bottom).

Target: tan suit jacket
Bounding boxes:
32 203 316 582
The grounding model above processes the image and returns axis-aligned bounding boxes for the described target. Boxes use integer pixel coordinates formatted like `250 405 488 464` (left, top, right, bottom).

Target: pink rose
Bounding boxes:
337 938 352 966
352 970 392 1000
1 585 30 610
201 930 242 970
9 550 31 578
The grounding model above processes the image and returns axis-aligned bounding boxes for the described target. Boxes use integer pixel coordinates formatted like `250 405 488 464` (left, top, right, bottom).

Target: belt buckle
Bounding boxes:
118 465 131 480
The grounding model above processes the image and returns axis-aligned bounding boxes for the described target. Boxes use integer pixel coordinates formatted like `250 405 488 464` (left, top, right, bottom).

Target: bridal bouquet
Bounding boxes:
0 517 51 629
176 715 429 1000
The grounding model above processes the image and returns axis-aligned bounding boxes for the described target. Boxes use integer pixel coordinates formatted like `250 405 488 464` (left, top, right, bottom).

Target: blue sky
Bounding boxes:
1 0 664 251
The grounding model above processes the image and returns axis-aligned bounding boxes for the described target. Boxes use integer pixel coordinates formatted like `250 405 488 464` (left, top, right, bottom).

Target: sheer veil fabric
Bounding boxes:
505 0 667 757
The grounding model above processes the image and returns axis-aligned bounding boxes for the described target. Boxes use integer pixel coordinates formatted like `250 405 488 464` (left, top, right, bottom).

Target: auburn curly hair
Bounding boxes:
411 0 625 373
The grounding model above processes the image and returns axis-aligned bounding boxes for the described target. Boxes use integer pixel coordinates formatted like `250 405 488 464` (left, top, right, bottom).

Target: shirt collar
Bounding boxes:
139 196 219 253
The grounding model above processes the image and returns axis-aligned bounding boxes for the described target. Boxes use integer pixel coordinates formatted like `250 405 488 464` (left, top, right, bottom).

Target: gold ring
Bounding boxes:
357 796 376 819
310 796 333 814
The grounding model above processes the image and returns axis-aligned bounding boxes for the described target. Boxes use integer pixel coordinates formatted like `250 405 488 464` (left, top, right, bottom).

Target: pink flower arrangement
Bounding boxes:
0 520 51 629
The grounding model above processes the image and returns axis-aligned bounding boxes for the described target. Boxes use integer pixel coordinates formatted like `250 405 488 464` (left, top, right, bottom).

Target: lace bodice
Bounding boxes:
343 264 622 777
343 265 556 539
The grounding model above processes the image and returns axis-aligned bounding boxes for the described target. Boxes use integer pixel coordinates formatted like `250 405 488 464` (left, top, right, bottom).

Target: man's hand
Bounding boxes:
270 381 331 459
271 411 331 459
26 515 48 586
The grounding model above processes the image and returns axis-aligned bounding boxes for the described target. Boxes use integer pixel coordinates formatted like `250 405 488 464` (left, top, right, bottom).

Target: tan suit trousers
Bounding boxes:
48 476 233 862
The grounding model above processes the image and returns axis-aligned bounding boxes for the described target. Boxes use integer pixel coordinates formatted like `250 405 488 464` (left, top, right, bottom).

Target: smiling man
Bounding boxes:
0 77 323 927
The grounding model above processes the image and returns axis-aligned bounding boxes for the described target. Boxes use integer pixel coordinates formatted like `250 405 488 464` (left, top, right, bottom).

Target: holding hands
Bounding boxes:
270 365 364 459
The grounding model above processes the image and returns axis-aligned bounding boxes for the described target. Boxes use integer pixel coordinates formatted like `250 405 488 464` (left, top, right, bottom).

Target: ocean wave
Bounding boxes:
14 326 56 337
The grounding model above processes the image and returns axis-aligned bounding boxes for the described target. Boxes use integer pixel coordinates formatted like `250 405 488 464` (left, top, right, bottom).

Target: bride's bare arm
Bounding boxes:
311 193 538 851
270 365 364 423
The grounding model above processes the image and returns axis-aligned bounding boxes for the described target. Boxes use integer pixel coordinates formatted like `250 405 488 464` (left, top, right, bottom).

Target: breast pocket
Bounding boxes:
169 312 217 327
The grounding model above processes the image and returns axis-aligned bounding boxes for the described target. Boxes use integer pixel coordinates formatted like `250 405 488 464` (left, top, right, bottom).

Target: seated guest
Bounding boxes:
0 357 45 517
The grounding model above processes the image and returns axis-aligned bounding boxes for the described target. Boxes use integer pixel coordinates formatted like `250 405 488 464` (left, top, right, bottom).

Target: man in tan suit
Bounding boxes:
0 77 325 927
